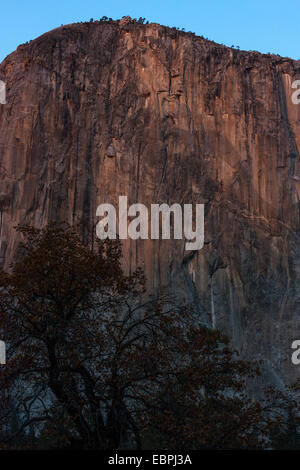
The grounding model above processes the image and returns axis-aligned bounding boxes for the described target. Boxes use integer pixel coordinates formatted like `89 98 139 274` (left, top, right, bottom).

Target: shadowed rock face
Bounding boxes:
0 20 300 390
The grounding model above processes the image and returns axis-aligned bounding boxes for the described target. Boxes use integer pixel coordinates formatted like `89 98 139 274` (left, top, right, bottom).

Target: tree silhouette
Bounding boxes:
0 224 283 449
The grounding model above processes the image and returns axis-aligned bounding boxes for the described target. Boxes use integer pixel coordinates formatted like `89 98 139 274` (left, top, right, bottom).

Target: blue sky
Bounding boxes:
0 0 299 63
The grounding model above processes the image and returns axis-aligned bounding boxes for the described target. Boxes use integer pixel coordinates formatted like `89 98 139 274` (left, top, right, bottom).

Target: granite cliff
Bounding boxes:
0 18 300 389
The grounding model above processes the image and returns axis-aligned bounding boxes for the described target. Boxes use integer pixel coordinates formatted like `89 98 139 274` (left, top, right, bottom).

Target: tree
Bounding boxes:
263 383 300 450
0 224 282 449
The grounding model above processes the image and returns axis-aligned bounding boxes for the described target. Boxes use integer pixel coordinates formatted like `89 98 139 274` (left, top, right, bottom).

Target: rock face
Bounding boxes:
0 19 300 389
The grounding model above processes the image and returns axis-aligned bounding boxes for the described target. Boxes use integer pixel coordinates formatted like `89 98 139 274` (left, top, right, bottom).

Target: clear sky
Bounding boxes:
0 0 299 63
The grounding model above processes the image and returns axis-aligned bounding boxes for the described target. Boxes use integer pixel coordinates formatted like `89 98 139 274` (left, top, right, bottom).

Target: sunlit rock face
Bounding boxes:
0 20 300 390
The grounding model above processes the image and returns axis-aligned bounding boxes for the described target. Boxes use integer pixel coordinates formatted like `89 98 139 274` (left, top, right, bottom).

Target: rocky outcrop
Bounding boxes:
0 19 300 389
